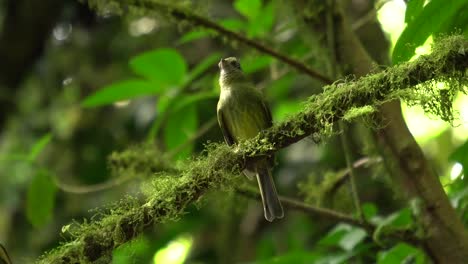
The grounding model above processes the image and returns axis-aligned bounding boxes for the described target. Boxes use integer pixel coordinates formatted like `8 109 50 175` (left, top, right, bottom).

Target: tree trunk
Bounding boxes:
334 4 468 263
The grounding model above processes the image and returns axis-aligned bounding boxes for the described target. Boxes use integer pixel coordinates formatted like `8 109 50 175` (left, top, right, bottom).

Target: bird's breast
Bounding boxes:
219 91 269 141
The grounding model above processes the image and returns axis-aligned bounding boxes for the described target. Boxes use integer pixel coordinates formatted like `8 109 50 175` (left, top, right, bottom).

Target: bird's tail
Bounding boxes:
256 162 284 221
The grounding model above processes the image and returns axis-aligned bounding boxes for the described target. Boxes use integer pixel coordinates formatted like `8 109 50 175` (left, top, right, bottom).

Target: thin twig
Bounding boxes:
129 0 334 84
281 195 366 227
53 175 136 194
237 187 421 245
352 0 392 31
339 123 364 221
237 187 366 227
328 156 382 194
325 0 363 222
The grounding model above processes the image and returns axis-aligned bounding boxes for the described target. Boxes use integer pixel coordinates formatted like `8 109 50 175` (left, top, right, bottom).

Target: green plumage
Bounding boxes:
218 83 271 142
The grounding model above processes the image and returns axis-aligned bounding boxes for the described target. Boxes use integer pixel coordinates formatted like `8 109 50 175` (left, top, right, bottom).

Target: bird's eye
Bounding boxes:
230 61 241 70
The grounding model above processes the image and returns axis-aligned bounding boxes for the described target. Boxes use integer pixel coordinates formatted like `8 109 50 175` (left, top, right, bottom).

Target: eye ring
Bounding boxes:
230 60 241 70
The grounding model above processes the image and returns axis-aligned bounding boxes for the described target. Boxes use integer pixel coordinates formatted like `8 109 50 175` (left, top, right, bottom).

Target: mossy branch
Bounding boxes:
38 144 243 263
38 36 467 263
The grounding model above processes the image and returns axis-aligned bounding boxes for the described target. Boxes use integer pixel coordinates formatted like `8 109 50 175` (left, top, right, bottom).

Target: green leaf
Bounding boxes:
129 48 187 86
339 227 367 251
450 139 468 177
374 208 414 243
82 80 159 107
113 236 152 264
171 91 218 114
268 73 295 100
318 224 351 247
28 133 52 162
241 55 272 74
260 1 275 31
450 187 468 208
249 1 275 37
177 30 211 45
164 103 198 160
156 94 172 114
147 95 172 142
382 208 413 228
392 0 467 64
186 53 221 83
234 0 262 21
377 243 425 264
315 251 356 264
220 18 247 32
405 0 425 23
26 170 57 227
148 92 217 141
362 202 378 221
318 224 367 252
437 3 468 36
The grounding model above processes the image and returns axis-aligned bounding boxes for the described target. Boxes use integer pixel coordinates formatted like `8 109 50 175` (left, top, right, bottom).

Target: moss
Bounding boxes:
299 35 467 139
343 105 376 121
37 143 242 263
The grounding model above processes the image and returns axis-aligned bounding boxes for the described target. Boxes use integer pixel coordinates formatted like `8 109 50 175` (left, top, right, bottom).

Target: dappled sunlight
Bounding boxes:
53 23 72 42
452 94 468 142
403 92 468 144
377 0 406 49
450 162 463 181
129 17 158 36
412 36 433 60
378 2 466 145
153 234 193 264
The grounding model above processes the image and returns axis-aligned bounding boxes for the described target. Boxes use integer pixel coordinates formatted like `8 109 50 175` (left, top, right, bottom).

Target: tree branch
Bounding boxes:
88 0 334 84
237 188 420 245
331 4 468 262
236 188 365 227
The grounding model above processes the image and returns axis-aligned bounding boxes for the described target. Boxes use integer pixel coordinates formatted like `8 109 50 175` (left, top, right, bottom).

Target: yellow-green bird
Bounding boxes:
217 57 284 221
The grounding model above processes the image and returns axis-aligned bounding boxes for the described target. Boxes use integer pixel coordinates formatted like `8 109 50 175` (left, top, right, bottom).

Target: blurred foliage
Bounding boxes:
0 0 467 263
392 0 468 64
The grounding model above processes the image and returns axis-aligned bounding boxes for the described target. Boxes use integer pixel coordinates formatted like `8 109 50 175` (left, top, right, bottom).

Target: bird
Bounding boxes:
216 57 284 221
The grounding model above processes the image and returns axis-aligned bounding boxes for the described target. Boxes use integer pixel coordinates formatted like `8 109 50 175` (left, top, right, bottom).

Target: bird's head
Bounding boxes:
218 57 242 73
218 57 245 86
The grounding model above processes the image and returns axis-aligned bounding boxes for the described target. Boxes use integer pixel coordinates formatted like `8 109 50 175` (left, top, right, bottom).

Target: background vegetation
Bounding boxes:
0 0 467 263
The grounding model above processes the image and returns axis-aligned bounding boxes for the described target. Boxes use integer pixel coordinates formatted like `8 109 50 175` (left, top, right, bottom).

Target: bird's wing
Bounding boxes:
261 99 273 127
217 106 235 145
259 95 276 166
